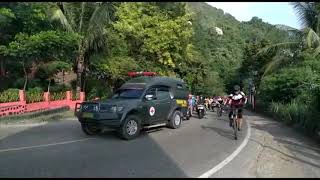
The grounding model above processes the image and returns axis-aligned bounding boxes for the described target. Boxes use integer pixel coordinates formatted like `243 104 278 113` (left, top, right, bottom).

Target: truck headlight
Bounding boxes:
111 105 124 113
111 106 117 113
117 106 124 112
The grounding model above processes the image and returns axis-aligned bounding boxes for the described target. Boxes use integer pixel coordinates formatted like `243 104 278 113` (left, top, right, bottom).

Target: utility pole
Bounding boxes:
248 78 256 110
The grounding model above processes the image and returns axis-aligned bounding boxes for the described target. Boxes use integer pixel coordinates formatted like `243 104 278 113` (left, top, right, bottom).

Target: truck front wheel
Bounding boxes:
81 123 100 135
119 115 141 140
168 110 182 129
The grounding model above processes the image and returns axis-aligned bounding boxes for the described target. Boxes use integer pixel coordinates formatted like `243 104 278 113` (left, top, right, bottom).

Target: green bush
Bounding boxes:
72 90 79 100
259 66 314 103
50 84 71 93
0 88 20 103
26 87 44 103
87 85 113 101
50 91 66 101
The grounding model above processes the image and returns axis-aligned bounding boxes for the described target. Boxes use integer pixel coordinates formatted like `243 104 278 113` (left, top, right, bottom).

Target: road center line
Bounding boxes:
0 138 95 153
198 119 252 178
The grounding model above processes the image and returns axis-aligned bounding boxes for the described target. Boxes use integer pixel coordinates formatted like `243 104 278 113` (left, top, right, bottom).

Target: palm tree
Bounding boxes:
50 2 115 95
292 2 320 33
258 2 320 77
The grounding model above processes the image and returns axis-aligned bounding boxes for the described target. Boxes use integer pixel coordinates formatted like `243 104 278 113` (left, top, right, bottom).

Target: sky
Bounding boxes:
206 2 301 29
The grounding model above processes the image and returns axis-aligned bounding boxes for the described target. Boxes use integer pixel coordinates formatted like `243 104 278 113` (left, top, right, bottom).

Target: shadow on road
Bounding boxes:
201 125 236 140
0 121 188 178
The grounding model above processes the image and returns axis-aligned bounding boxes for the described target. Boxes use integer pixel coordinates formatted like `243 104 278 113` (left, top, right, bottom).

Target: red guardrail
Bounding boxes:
0 90 85 118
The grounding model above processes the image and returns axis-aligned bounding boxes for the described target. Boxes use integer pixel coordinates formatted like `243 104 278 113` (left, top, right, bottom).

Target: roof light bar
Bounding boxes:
128 72 157 77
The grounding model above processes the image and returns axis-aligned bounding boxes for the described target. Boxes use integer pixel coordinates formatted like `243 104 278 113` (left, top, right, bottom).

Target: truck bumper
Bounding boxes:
79 118 121 128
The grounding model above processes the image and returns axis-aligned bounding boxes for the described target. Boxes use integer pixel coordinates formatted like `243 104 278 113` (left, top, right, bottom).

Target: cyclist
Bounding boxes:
216 96 224 112
226 85 247 131
204 97 209 110
209 96 214 110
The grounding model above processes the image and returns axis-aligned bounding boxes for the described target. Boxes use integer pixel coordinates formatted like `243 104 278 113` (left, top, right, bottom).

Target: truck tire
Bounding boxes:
81 123 100 135
119 115 141 140
167 110 182 129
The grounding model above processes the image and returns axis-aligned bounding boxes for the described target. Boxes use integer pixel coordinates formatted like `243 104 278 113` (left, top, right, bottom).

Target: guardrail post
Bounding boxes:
80 92 85 102
19 90 25 102
66 91 71 101
44 92 50 102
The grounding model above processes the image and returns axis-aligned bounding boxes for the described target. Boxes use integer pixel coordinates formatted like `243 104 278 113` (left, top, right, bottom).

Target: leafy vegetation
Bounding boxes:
240 2 320 138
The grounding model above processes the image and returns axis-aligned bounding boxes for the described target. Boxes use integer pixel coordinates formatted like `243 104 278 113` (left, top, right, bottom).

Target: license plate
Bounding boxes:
198 107 204 109
82 112 94 118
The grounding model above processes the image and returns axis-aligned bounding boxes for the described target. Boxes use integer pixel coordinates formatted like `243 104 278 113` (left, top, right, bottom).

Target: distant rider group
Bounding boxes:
187 85 247 130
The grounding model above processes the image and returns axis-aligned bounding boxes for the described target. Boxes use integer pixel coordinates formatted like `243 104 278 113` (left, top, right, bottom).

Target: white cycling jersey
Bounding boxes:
230 92 245 100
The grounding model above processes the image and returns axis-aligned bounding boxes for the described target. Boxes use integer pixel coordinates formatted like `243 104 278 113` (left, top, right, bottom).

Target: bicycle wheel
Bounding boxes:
233 111 238 140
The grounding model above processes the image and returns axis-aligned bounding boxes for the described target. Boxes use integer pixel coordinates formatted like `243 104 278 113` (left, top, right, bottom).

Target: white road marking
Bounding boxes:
198 119 252 178
0 138 95 153
0 122 48 128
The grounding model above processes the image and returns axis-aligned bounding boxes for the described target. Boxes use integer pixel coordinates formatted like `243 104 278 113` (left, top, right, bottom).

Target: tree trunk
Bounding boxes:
82 77 86 93
0 59 5 77
76 54 84 96
47 79 51 93
62 69 65 84
22 62 28 91
28 61 38 79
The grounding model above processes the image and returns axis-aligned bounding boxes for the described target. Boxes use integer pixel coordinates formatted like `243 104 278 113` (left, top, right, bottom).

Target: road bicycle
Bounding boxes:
230 107 240 140
217 104 222 117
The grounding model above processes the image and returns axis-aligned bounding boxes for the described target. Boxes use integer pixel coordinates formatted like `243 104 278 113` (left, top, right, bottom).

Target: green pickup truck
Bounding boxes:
75 72 190 140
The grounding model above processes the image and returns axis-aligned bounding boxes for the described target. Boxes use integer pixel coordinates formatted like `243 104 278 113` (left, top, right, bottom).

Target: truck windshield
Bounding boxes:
112 88 144 99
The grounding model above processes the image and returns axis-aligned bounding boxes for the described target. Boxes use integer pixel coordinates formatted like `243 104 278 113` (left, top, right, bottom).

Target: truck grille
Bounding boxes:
81 103 99 112
99 104 114 113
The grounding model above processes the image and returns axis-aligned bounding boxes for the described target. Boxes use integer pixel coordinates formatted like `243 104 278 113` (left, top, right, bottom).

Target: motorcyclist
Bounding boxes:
196 96 206 117
188 95 193 116
198 96 205 105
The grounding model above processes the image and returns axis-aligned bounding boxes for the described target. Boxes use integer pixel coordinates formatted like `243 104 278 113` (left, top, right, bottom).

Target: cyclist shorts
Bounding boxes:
229 108 243 119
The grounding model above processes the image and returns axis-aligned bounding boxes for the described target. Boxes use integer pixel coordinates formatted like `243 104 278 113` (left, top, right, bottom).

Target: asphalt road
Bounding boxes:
0 110 247 178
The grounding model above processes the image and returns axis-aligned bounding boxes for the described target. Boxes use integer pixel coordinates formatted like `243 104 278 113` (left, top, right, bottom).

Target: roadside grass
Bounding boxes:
247 100 320 142
0 106 76 125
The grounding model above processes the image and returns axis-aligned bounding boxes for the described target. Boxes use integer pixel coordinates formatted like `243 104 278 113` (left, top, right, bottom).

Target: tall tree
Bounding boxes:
51 2 115 94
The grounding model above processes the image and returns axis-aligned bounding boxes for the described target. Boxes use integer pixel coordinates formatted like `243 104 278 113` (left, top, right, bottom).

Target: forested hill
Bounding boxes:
185 2 295 94
0 2 297 97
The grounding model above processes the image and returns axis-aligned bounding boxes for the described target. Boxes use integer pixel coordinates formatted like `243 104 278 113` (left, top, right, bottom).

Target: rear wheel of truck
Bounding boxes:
81 123 100 135
168 110 182 129
119 115 141 140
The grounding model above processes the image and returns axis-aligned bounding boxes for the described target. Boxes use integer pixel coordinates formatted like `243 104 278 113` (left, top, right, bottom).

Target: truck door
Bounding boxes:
154 86 172 122
142 87 158 124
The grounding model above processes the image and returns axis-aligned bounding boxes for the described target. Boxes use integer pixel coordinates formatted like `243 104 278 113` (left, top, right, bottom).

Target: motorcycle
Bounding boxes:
196 104 205 119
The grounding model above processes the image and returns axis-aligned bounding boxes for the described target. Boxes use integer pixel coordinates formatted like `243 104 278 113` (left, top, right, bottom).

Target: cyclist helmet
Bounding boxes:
233 85 240 95
234 85 240 91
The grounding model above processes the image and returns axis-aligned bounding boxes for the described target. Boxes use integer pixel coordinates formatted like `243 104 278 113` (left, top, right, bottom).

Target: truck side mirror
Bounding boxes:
145 94 156 101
